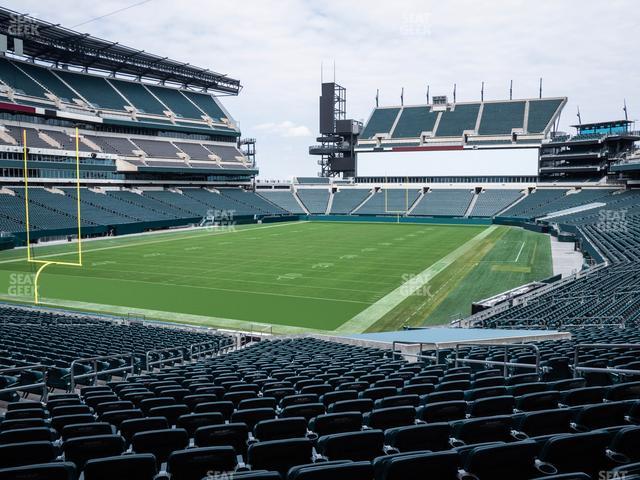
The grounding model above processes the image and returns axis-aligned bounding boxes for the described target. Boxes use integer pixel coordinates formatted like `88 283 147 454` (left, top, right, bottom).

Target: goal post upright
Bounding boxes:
384 176 410 218
23 127 84 304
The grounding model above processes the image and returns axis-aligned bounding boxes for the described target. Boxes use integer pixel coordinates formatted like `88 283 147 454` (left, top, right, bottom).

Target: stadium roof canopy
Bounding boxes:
0 7 241 94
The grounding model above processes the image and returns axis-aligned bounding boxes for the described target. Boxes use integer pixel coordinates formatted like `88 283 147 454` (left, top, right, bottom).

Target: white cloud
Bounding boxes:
254 121 312 138
5 0 639 178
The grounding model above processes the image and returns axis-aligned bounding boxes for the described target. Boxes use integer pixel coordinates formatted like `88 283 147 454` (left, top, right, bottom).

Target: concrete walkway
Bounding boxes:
550 235 584 277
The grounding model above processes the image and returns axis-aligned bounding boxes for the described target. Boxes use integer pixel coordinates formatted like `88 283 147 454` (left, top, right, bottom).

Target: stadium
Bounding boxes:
0 3 639 480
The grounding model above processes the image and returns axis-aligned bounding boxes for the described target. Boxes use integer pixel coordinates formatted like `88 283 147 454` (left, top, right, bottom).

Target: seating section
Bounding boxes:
1 336 638 479
499 189 569 219
528 99 563 133
410 189 474 217
130 139 182 159
481 189 640 330
181 91 227 122
14 62 79 103
470 190 524 217
218 189 288 216
435 104 480 137
360 108 401 139
499 189 616 220
256 191 306 215
360 99 563 141
478 101 526 135
107 79 167 116
0 58 48 98
296 189 330 215
356 189 421 215
0 57 234 128
54 71 130 111
0 187 293 234
330 189 371 215
145 86 205 119
391 107 438 138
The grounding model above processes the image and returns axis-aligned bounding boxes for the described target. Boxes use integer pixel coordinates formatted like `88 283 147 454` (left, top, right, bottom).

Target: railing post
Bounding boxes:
70 359 77 392
42 367 48 403
93 359 98 386
503 346 509 376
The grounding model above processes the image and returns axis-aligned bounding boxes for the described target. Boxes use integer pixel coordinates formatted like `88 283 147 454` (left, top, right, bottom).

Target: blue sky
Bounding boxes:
6 0 639 179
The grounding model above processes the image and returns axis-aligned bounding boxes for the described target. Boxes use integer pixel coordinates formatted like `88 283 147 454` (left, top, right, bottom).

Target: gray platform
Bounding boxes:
317 327 570 353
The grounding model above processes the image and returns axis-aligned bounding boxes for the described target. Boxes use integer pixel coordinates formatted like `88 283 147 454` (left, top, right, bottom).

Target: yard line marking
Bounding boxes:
514 241 526 263
0 221 309 265
32 269 371 305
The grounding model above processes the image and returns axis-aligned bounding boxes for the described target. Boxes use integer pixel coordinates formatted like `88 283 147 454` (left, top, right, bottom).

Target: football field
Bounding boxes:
0 221 552 333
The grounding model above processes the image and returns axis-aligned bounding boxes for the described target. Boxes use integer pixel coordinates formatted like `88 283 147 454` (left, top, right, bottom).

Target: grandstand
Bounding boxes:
356 97 566 152
0 5 639 480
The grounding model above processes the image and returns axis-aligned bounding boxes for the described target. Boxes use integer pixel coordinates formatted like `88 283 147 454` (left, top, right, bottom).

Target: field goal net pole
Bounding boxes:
384 177 410 222
23 127 83 304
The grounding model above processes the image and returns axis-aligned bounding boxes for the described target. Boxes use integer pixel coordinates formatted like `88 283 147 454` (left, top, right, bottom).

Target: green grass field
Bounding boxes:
0 221 552 333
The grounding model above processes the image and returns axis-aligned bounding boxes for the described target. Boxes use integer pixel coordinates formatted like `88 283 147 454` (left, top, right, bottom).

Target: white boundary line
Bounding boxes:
334 225 498 333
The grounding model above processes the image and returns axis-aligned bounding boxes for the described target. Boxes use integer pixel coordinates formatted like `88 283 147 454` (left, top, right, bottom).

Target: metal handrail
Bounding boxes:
0 364 48 402
70 353 135 391
573 343 640 378
392 341 440 363
188 341 220 361
455 343 541 376
145 346 186 371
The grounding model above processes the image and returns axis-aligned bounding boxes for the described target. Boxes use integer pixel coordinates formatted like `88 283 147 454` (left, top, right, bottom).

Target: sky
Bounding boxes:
6 0 639 179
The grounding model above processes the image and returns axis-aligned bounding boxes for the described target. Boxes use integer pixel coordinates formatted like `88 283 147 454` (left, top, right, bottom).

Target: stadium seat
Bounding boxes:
166 446 238 479
515 391 560 411
0 462 76 480
231 408 276 430
451 416 513 445
0 426 57 444
287 461 373 480
462 440 540 479
372 450 460 480
119 417 168 445
254 417 307 441
308 412 362 437
385 423 450 452
608 425 640 464
537 431 610 477
417 401 466 422
62 434 125 470
328 399 373 413
82 454 157 480
468 395 515 417
516 409 573 438
0 441 57 468
364 406 416 430
176 412 224 436
316 430 385 461
574 402 631 430
131 428 189 466
61 423 113 441
247 438 313 476
194 423 249 456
